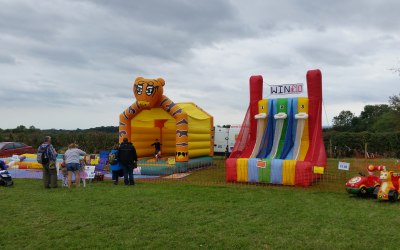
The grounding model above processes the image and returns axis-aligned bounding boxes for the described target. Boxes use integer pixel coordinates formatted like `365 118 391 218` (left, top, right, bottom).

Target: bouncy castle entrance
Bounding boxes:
131 109 176 158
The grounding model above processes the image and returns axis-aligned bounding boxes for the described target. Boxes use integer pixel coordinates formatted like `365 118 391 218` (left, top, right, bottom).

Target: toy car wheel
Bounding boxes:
373 187 380 199
359 187 368 196
388 190 398 202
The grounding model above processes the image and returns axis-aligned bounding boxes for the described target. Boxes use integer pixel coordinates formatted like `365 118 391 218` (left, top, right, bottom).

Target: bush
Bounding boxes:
324 131 400 158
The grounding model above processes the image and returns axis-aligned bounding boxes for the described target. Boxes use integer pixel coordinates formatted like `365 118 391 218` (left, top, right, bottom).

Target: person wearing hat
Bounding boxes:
118 138 137 185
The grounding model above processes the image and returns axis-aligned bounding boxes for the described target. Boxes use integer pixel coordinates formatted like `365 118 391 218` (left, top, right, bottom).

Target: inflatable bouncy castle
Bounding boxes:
226 69 326 186
119 77 214 175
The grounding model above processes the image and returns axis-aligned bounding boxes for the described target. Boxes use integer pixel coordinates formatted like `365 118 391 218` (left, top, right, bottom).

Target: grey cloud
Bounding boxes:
88 0 250 38
236 0 400 36
0 1 68 42
29 46 88 67
297 46 355 67
0 0 399 129
0 54 16 64
0 0 253 71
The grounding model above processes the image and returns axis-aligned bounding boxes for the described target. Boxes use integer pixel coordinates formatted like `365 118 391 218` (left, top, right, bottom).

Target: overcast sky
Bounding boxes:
1 0 399 129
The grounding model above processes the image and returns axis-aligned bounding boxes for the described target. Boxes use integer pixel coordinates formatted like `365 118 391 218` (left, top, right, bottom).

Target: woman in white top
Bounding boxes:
64 143 86 188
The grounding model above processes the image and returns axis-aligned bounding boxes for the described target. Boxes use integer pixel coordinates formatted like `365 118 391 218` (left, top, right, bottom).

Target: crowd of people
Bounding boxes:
37 136 141 189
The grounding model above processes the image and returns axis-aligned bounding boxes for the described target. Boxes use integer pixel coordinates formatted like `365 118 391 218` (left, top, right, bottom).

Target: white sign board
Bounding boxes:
81 166 96 179
133 167 142 175
270 83 303 95
338 162 350 171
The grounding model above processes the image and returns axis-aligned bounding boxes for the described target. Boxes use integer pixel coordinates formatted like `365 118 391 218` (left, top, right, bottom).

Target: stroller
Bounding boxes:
0 170 13 187
0 160 13 187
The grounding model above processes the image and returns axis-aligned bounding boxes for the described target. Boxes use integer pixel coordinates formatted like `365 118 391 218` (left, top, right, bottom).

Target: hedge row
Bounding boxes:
0 130 118 154
2 129 399 158
323 131 400 158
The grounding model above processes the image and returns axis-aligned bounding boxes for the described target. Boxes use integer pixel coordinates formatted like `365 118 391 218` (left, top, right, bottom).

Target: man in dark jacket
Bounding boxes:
118 138 137 185
38 136 58 188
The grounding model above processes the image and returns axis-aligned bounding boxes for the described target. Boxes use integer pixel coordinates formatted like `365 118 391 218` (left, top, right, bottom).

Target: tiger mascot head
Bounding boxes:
133 77 165 109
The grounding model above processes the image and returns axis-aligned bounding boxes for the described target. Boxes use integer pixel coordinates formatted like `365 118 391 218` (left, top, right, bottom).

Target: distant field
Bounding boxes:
2 163 400 250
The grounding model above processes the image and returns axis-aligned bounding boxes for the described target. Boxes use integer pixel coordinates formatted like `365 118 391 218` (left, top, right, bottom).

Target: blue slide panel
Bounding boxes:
280 98 298 159
257 99 276 158
247 158 259 183
270 159 283 184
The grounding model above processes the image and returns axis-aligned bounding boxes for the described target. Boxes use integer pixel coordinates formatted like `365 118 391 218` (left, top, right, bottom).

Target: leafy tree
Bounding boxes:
389 93 400 112
359 104 391 131
372 112 400 132
12 125 27 133
349 116 365 132
332 110 354 131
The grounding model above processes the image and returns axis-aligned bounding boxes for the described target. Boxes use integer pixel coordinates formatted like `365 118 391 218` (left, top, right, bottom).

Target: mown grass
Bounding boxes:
1 176 400 250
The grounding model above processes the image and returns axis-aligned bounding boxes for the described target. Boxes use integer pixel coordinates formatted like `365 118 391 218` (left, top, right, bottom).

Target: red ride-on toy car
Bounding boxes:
345 165 384 196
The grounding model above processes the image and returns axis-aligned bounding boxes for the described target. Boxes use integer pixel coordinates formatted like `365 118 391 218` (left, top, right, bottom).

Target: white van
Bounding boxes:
213 125 241 155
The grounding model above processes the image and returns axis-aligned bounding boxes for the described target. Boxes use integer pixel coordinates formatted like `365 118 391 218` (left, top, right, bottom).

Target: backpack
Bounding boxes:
37 145 50 164
108 151 118 165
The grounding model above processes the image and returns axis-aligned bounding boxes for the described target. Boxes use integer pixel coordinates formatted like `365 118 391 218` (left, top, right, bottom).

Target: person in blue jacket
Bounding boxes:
0 160 8 170
109 144 122 185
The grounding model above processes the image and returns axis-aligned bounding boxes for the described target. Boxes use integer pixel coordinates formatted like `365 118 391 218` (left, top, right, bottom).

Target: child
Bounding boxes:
60 161 68 187
151 139 162 161
109 144 122 185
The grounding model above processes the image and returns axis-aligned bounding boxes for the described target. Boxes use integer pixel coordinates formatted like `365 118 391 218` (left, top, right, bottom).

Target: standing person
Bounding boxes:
0 159 8 170
118 138 137 186
37 136 58 189
151 139 162 161
64 143 86 188
60 161 68 187
224 145 230 159
109 144 122 185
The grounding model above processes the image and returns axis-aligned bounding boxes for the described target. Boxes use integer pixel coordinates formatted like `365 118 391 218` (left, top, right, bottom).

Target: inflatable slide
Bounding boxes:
226 70 326 186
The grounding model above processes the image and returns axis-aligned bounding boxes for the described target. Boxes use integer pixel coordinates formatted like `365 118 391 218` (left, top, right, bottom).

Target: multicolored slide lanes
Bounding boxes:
226 70 326 186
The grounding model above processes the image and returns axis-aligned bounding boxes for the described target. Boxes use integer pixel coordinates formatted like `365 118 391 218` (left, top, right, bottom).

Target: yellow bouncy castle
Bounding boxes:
119 77 214 175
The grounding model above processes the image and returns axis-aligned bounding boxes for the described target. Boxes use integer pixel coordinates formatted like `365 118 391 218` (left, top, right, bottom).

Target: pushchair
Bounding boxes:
0 160 13 186
0 170 13 187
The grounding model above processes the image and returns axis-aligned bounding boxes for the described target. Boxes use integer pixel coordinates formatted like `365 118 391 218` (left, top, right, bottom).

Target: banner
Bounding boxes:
270 83 303 95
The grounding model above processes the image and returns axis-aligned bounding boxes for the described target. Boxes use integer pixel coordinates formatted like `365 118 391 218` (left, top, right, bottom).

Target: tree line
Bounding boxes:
0 126 119 154
325 93 400 158
1 93 399 157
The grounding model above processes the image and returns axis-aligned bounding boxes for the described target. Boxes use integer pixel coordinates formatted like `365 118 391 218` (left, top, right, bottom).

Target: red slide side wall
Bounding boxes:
304 69 327 166
240 75 263 158
225 158 237 181
295 162 313 187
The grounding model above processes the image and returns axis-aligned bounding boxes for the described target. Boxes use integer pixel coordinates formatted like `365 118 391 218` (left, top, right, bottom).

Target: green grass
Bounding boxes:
1 176 400 249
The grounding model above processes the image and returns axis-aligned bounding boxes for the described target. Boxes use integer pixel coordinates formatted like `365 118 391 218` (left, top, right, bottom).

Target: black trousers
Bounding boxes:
112 170 119 182
121 164 134 185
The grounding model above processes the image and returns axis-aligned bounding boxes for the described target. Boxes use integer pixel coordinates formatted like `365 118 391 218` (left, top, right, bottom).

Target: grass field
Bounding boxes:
2 163 400 250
